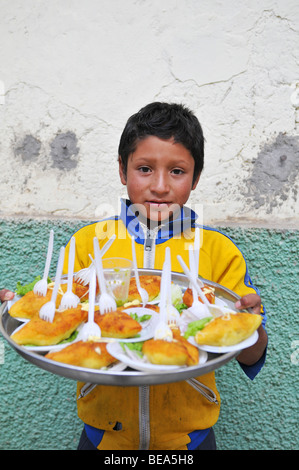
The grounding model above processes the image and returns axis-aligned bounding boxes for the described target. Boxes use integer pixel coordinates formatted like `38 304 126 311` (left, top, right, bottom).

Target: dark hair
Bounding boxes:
118 102 204 184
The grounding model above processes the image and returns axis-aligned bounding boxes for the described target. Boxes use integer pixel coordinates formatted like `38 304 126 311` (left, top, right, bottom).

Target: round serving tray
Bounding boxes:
0 269 241 387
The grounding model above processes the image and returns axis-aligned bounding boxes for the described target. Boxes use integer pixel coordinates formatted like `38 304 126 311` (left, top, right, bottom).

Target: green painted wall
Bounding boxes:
0 219 298 450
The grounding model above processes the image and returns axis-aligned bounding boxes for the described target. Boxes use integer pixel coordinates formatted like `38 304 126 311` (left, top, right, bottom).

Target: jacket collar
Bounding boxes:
119 198 197 244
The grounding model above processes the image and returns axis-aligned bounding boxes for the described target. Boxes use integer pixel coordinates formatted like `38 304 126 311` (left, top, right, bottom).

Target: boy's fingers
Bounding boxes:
0 289 15 302
235 293 261 315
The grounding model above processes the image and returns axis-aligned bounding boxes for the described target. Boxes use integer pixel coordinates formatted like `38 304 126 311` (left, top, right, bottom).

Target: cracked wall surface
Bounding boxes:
0 0 298 227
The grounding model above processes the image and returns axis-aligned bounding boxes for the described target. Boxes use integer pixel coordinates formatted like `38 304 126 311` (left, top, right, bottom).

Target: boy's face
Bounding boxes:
119 136 200 224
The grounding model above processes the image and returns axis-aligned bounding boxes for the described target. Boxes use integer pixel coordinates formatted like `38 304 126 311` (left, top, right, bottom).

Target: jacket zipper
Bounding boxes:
138 223 159 450
78 224 160 449
143 225 159 270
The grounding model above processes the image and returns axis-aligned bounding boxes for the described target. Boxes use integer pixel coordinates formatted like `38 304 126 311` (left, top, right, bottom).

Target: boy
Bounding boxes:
0 102 267 450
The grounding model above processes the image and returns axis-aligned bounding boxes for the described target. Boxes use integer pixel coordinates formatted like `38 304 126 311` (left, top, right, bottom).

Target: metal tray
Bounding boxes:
0 270 241 387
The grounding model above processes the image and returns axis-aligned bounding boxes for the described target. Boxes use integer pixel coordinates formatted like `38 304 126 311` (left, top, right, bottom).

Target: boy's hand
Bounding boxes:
0 289 14 303
234 293 268 366
235 293 261 315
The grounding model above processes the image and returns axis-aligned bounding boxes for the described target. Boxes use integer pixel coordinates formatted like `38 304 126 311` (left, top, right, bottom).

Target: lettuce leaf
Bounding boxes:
154 283 183 305
59 330 79 344
174 302 187 314
120 341 145 357
15 276 42 296
183 317 213 339
15 276 52 296
129 312 152 323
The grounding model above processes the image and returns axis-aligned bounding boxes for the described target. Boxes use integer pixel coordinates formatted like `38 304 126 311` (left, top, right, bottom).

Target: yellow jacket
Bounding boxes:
64 199 266 450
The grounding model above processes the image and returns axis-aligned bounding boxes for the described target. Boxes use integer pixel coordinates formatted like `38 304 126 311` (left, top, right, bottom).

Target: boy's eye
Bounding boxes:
172 168 184 175
138 166 151 173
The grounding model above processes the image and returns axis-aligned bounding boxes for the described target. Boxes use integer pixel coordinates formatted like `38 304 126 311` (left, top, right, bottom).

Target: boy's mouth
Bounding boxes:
141 201 181 225
146 201 171 208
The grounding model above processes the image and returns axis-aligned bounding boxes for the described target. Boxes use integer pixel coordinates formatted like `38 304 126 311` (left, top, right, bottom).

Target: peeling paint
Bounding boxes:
244 133 299 212
50 132 79 170
14 135 41 162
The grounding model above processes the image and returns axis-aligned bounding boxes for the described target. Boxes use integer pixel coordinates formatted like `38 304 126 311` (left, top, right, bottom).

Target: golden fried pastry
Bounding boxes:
71 280 100 302
94 309 142 338
9 281 96 320
9 288 64 320
45 340 118 369
183 285 215 307
70 282 89 302
194 312 262 346
11 306 88 346
142 333 199 367
128 275 161 302
143 304 159 313
172 327 199 366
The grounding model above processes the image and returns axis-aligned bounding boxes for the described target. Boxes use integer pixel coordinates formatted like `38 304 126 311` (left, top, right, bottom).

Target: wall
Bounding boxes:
0 0 298 450
0 0 298 226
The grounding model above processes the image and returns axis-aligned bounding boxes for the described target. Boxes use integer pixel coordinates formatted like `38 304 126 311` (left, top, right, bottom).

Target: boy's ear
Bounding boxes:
118 157 127 185
192 172 201 190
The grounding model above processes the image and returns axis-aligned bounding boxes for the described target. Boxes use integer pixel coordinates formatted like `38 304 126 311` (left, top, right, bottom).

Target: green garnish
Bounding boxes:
16 276 41 296
15 276 52 296
120 341 145 357
59 330 79 344
183 318 213 339
174 302 188 314
129 312 152 323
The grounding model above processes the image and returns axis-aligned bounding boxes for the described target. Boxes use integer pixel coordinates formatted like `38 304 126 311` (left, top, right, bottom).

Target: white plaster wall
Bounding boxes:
0 0 298 227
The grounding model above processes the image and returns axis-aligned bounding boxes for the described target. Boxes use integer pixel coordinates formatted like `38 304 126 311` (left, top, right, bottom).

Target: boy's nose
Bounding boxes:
150 171 170 195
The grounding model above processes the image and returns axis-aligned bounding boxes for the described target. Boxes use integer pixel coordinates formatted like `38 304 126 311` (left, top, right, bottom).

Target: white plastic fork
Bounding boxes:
93 237 117 314
164 247 181 326
74 234 116 285
131 236 149 307
73 263 93 286
194 227 200 276
187 227 205 290
187 246 212 319
154 257 173 341
76 268 102 341
39 246 65 323
33 229 54 296
60 237 80 309
177 254 227 317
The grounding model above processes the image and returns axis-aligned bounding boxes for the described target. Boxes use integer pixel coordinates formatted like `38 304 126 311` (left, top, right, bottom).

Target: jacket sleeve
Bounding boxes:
210 231 267 379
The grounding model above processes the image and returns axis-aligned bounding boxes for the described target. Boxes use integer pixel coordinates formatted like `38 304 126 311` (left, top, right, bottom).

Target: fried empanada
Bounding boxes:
142 333 199 367
72 280 100 302
172 327 199 366
182 285 215 307
9 288 64 320
45 340 118 369
143 304 159 313
11 306 87 346
94 309 142 338
9 281 93 320
194 312 262 346
128 275 161 303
